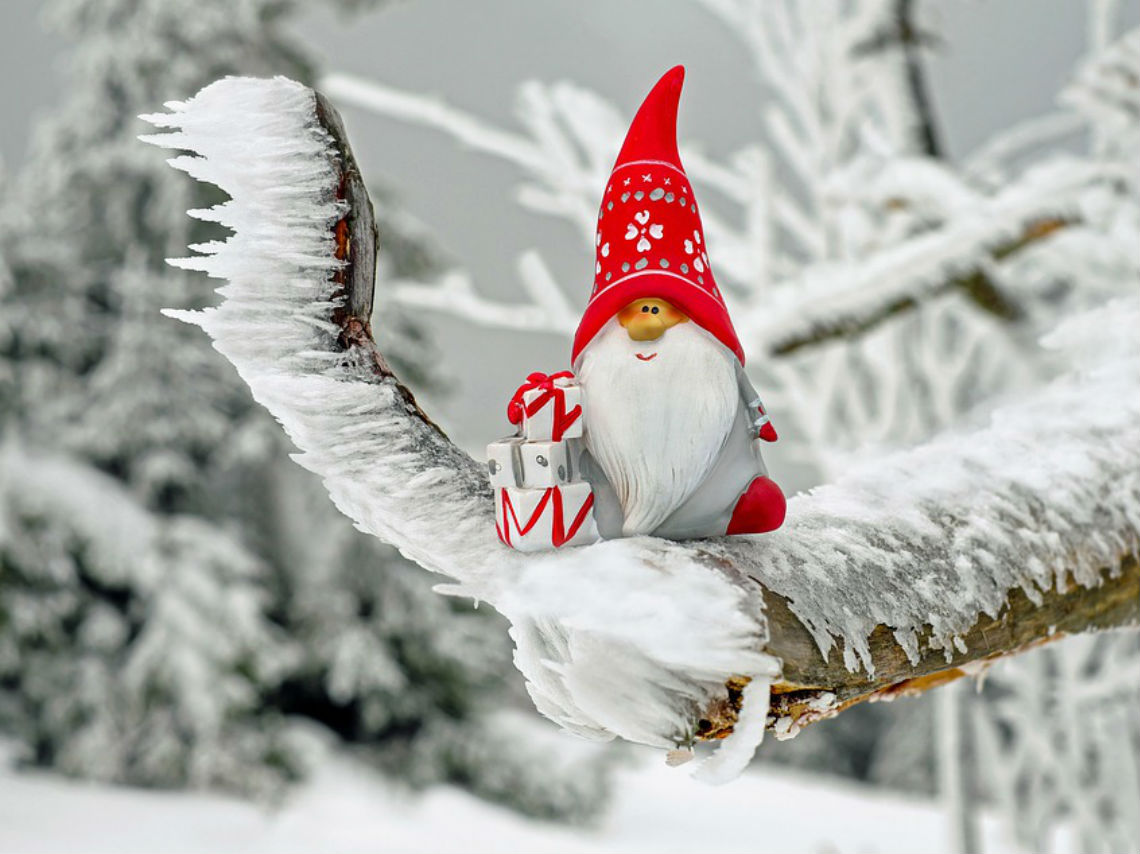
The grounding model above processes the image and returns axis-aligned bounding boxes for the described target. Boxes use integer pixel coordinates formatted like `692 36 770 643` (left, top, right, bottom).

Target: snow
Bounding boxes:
498 538 779 754
0 739 1038 854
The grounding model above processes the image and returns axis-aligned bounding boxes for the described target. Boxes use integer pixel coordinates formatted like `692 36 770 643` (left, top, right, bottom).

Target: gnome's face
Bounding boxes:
577 309 739 536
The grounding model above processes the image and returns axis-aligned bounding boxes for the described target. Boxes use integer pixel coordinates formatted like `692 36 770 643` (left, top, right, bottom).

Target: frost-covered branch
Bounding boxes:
142 77 1140 781
963 112 1086 185
759 26 1139 357
749 160 1106 356
389 252 577 336
140 77 782 784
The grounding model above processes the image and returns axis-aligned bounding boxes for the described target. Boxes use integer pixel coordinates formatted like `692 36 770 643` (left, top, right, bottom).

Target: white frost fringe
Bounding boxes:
140 76 775 781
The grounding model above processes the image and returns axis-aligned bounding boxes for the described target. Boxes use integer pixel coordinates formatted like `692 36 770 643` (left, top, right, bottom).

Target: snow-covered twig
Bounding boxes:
321 71 616 240
389 252 577 336
1062 26 1140 156
143 76 1140 775
749 159 1109 355
962 112 1087 185
321 72 548 172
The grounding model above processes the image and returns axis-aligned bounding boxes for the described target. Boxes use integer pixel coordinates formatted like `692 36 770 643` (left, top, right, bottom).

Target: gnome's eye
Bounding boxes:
651 306 660 315
641 305 650 313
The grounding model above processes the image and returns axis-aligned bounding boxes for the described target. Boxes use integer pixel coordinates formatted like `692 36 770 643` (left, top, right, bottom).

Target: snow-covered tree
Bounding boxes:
0 445 294 791
0 0 323 794
0 0 609 817
973 633 1140 854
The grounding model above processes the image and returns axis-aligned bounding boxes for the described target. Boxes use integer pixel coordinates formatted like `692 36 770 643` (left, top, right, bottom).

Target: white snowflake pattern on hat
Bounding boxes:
683 229 710 272
624 209 664 253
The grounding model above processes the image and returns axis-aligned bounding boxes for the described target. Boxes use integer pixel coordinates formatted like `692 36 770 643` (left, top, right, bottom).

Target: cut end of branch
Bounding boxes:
313 91 447 438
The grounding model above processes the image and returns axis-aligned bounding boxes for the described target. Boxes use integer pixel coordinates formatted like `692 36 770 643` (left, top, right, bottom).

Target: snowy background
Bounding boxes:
1 1 1138 853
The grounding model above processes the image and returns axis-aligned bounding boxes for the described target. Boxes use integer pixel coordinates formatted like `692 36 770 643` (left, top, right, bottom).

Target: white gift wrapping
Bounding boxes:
519 439 581 487
520 379 584 442
486 437 524 489
495 482 599 552
487 437 583 489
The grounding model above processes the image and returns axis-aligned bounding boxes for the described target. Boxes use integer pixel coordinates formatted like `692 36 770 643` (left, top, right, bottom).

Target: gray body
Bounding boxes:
580 364 768 540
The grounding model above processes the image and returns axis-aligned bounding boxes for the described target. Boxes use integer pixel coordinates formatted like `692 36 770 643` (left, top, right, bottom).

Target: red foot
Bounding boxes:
726 476 786 535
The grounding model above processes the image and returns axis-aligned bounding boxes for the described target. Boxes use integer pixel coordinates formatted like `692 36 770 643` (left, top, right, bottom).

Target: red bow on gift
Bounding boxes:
506 371 576 425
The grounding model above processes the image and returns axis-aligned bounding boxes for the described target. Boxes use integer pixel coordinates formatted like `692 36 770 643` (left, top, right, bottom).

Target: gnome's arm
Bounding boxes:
736 364 778 443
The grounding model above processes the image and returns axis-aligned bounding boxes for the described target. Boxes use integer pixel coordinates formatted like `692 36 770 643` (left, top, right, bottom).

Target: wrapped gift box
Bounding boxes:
519 439 582 487
487 437 583 489
519 377 583 442
486 437 523 489
495 482 599 551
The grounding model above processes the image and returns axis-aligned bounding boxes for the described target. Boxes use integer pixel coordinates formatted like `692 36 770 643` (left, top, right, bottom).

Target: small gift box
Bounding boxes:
507 372 583 442
487 438 583 489
495 482 599 552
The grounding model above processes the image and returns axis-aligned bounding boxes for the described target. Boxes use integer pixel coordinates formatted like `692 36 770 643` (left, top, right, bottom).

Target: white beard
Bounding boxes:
577 319 739 536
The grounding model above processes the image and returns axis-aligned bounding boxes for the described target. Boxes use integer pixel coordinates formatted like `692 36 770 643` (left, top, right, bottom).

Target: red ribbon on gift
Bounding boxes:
496 485 595 549
506 370 582 441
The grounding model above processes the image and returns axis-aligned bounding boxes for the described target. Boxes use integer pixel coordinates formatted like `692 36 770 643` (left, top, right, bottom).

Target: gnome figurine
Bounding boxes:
498 66 786 544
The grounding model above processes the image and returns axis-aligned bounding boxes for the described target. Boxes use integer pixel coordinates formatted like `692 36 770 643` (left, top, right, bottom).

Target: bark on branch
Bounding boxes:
760 557 1139 737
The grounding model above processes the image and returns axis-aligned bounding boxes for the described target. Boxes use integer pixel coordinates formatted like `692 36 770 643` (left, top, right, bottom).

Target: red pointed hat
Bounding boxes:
571 66 744 366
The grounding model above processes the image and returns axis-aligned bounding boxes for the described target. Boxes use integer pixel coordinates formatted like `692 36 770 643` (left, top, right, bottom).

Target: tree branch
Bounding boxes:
764 216 1067 357
142 78 1140 778
761 557 1139 738
749 155 1105 358
851 0 944 158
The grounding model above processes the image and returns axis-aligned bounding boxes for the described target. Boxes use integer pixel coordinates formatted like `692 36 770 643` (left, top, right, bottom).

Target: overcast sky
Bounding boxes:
2 0 1134 453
